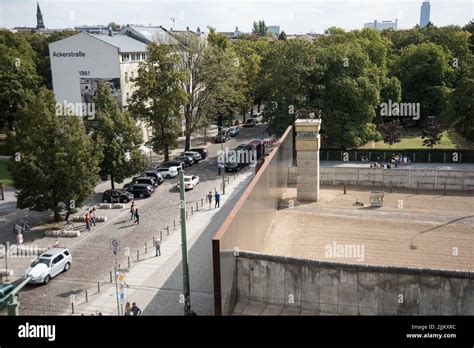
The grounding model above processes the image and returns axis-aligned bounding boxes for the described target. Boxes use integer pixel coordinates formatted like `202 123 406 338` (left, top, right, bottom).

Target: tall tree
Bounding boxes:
420 116 442 147
128 43 186 161
7 88 101 221
380 119 403 148
278 31 287 41
252 20 269 37
84 82 145 189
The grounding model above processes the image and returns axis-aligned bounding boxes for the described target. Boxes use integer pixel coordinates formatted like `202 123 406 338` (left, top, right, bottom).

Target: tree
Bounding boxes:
7 88 101 221
452 57 474 141
207 26 231 50
0 31 39 130
278 31 287 41
463 20 474 52
420 116 442 147
252 20 270 37
128 43 186 161
84 82 145 189
380 119 403 148
108 22 121 31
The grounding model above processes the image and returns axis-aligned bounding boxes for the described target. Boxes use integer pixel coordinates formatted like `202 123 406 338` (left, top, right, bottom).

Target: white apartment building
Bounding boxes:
364 19 398 31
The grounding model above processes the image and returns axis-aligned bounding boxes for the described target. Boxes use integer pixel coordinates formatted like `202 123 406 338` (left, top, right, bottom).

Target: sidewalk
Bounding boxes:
76 167 254 316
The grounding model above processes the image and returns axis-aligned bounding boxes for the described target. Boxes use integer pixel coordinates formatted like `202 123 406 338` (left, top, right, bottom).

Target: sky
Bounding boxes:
0 0 472 34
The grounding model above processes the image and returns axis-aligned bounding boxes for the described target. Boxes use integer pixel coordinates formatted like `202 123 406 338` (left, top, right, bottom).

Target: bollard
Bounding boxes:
343 183 346 195
196 202 199 211
160 230 163 240
173 220 176 230
191 206 194 215
137 249 140 261
145 243 147 253
71 303 75 315
85 290 88 303
166 226 170 235
97 282 100 293
201 198 203 207
110 271 112 283
128 256 130 268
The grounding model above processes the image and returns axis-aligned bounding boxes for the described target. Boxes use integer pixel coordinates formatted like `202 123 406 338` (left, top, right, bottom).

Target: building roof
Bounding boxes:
91 33 147 53
120 25 203 46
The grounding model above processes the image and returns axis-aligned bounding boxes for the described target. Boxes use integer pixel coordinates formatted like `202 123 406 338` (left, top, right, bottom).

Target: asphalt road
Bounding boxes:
0 124 265 315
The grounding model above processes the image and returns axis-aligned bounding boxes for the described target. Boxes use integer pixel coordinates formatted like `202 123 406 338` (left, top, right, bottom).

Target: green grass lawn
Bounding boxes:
0 160 13 186
359 129 474 150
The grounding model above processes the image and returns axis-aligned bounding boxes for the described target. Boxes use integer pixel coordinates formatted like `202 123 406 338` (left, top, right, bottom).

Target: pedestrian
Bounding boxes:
88 210 94 228
207 191 213 209
134 208 140 224
155 240 161 257
92 207 97 226
218 162 221 175
64 210 71 225
215 191 221 208
130 200 136 220
85 213 90 231
124 302 132 316
131 302 142 316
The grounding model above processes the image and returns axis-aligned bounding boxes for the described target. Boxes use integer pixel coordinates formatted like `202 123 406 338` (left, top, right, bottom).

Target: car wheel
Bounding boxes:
123 198 129 203
166 175 171 179
139 193 145 198
43 275 51 285
64 262 70 272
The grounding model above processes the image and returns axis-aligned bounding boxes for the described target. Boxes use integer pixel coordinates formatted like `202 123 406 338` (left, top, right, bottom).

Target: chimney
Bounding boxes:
108 26 113 37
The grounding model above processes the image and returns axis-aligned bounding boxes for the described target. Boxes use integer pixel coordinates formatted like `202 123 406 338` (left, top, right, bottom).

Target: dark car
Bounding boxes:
124 184 153 198
102 189 134 203
225 145 251 172
174 155 194 167
214 132 230 143
131 177 158 188
134 171 164 185
189 148 208 159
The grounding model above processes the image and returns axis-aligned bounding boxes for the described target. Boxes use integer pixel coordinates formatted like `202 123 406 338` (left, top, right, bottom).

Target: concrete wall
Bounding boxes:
288 166 474 191
213 127 293 315
237 251 474 315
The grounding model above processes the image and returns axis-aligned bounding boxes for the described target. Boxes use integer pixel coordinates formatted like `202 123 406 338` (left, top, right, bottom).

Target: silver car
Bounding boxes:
24 248 72 284
182 151 202 162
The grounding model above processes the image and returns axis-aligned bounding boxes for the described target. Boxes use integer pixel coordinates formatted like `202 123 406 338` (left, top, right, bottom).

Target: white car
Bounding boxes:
177 175 200 190
155 166 179 179
24 248 72 284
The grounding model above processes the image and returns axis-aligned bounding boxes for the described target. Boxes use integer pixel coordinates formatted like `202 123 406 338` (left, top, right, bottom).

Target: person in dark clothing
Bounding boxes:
134 208 140 224
214 191 221 208
131 302 142 316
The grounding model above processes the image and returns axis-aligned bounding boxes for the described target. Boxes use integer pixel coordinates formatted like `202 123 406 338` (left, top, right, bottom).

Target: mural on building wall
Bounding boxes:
80 78 122 106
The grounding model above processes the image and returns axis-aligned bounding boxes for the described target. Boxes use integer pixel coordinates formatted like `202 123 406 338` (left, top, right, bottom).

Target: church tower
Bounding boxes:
36 1 45 29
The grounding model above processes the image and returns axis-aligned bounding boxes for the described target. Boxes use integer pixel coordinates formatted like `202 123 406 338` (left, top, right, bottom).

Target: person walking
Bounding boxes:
207 191 213 209
134 208 140 224
131 302 142 316
85 213 90 231
130 200 136 220
92 207 97 227
215 191 221 208
124 302 132 316
155 240 161 257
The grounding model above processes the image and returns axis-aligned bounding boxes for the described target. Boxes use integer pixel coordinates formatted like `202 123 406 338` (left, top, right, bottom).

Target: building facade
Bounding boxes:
364 19 398 31
420 0 431 27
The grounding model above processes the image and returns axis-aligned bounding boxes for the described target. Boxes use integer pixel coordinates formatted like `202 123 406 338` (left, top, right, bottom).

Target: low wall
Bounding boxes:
237 251 474 315
212 126 293 316
289 166 474 191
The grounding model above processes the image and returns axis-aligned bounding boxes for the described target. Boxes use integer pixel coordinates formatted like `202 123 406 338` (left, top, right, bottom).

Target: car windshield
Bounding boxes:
31 258 50 267
184 178 191 182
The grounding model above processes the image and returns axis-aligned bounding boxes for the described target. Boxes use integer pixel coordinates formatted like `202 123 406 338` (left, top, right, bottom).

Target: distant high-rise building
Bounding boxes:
36 1 45 29
420 0 431 27
364 19 398 31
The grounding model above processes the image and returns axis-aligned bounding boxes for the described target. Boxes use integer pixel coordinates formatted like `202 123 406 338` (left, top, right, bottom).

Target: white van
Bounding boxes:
25 248 72 284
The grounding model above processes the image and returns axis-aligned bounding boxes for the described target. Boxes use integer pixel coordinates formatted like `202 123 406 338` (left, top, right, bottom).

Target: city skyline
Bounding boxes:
1 0 472 34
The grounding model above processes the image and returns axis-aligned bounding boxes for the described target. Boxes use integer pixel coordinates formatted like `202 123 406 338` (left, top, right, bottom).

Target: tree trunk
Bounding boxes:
110 174 115 189
185 133 191 151
164 144 169 161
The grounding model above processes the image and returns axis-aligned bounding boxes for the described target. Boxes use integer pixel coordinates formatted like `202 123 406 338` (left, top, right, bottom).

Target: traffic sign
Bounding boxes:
111 239 120 253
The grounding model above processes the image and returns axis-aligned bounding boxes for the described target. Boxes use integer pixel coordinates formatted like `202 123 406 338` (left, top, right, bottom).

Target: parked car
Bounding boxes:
182 151 202 162
124 184 153 198
244 118 256 127
155 166 179 179
189 148 208 159
177 175 200 191
130 177 158 188
174 155 194 167
160 161 185 171
214 132 231 143
228 126 240 137
102 189 134 203
24 248 72 285
225 145 251 172
134 171 164 185
251 112 263 123
0 284 14 309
